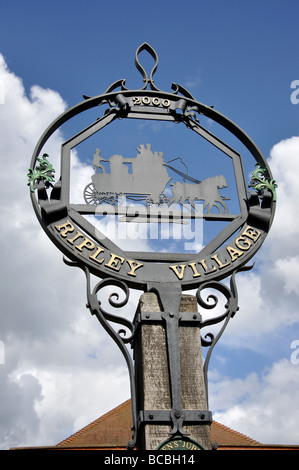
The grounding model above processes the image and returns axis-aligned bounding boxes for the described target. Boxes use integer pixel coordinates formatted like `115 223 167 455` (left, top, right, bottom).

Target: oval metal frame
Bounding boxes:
29 48 276 291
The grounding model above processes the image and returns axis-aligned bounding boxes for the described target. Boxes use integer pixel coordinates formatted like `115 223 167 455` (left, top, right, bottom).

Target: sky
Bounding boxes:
0 0 299 449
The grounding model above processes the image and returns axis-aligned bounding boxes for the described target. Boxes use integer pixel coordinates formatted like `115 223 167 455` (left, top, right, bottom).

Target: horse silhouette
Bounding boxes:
168 175 229 214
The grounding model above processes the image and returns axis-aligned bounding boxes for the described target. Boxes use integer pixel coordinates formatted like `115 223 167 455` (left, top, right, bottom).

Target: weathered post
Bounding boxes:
134 292 211 450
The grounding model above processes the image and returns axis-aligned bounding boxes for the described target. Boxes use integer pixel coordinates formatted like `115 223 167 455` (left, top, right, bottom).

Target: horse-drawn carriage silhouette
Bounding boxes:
83 144 230 214
84 144 171 206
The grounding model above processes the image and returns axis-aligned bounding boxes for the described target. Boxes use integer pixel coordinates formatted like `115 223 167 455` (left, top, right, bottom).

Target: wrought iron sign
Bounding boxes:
28 43 276 449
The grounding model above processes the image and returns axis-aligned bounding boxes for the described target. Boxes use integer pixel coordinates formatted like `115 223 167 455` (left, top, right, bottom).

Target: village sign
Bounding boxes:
28 44 276 449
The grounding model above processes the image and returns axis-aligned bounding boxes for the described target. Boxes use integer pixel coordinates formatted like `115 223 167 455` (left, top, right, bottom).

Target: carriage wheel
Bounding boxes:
84 183 101 205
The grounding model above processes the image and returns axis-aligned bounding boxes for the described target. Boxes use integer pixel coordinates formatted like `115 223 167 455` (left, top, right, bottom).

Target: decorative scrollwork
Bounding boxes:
197 280 238 345
196 265 253 406
90 277 135 343
134 43 159 91
62 258 138 449
94 43 160 95
84 43 200 99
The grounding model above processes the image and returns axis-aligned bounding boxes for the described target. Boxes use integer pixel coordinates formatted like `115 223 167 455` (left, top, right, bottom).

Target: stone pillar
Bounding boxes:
133 292 212 450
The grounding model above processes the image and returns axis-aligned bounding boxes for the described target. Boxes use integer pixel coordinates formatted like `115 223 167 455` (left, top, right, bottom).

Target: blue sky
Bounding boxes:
1 0 298 147
0 0 299 449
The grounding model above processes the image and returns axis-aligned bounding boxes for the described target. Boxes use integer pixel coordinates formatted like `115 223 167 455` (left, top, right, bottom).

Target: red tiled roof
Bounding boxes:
11 399 299 450
56 399 287 450
57 400 132 449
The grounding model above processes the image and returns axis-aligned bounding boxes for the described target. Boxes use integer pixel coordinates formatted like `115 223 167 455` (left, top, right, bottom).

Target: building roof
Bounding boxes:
55 400 299 450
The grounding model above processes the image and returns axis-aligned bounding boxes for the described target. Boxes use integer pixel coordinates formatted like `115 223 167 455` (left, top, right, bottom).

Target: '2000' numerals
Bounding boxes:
132 96 171 108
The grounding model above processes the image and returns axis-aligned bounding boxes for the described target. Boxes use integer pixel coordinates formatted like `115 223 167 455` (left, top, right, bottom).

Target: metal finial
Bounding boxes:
134 43 159 91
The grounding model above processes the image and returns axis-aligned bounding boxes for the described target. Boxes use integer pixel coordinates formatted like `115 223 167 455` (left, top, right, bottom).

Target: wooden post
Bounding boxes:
133 292 212 450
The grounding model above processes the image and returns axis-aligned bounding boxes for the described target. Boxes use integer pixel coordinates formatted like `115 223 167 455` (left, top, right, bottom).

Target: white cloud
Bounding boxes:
271 255 299 296
210 135 299 347
207 136 299 445
0 372 43 449
212 359 299 445
0 54 131 449
264 136 299 260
